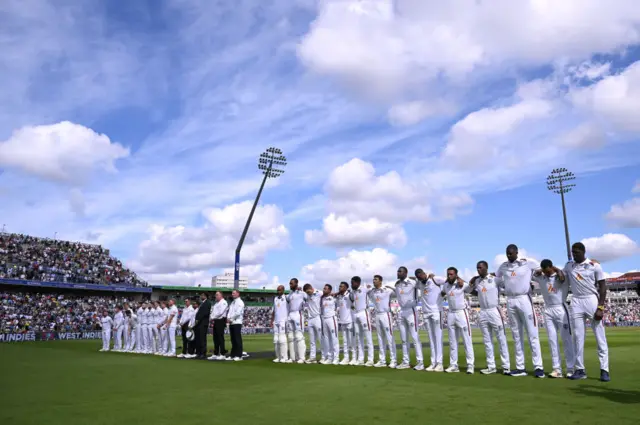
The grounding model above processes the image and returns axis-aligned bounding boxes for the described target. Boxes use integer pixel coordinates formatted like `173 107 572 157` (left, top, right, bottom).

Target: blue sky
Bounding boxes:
1 0 639 287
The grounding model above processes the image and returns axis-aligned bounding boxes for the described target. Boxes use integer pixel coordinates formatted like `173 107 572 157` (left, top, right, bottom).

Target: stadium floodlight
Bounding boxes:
234 147 287 289
546 168 576 261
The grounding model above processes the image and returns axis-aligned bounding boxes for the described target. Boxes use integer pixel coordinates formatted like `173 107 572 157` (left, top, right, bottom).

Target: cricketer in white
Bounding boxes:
415 269 444 372
350 276 375 366
303 283 324 364
441 268 475 374
272 285 290 363
336 282 356 365
394 267 424 370
369 275 397 368
320 284 339 365
286 278 307 364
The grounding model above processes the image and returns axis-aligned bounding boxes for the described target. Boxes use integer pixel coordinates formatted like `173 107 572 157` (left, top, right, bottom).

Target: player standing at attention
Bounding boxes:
369 275 397 368
320 284 339 365
124 310 136 353
158 301 169 355
286 278 307 363
564 243 610 382
272 285 290 363
350 276 375 366
151 301 162 354
122 303 131 352
113 305 124 351
415 269 444 372
441 267 474 374
99 310 113 352
394 266 424 370
533 260 575 378
496 244 545 378
468 261 510 375
336 282 356 365
178 299 194 358
142 302 152 354
303 283 324 364
165 299 178 357
133 302 144 353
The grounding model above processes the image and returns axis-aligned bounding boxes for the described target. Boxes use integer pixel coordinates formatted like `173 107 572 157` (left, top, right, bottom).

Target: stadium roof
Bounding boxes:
156 285 282 294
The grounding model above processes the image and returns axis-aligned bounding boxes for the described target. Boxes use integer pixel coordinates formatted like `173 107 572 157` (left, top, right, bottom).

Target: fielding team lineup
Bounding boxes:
98 243 611 382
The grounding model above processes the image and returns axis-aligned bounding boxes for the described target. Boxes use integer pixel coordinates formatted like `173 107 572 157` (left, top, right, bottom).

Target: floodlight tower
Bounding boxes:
547 168 576 261
234 147 287 289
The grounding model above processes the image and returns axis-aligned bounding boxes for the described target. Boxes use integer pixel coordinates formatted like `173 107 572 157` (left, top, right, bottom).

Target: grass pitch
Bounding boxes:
1 328 639 425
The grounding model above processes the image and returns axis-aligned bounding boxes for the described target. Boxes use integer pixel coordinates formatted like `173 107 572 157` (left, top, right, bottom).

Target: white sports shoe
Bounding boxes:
445 365 459 373
425 364 435 372
364 360 374 367
296 359 305 364
434 364 444 372
396 363 411 370
319 359 329 365
466 366 475 375
354 360 364 366
166 354 176 358
305 359 317 364
349 359 358 366
207 355 217 360
549 369 563 379
481 367 497 375
388 361 397 369
340 359 350 366
374 361 386 368
566 370 574 378
332 359 340 365
414 362 425 371
284 359 293 364
99 349 104 352
225 356 233 361
233 357 243 361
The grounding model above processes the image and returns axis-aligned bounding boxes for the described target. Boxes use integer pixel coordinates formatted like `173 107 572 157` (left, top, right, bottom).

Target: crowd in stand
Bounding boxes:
0 233 147 287
3 290 640 334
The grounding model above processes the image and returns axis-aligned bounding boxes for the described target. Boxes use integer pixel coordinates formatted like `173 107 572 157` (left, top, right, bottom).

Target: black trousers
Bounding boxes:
195 321 209 356
181 324 189 355
229 324 243 358
213 319 227 355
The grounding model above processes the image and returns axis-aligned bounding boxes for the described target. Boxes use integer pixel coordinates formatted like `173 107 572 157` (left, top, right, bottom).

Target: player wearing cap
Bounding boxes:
272 285 290 363
564 243 610 382
336 282 357 365
394 266 424 370
320 284 339 365
286 278 307 364
496 244 544 378
468 261 510 375
303 283 324 364
350 276 375 367
441 267 474 374
99 310 113 352
369 275 397 368
415 269 444 372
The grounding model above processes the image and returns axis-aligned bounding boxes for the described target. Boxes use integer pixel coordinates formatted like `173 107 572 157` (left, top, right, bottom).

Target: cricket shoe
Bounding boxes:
396 362 411 370
284 359 293 364
374 361 386 368
509 369 527 377
600 370 610 382
388 362 397 369
480 367 497 375
332 359 340 365
364 360 374 367
503 369 511 375
534 369 545 379
445 365 459 373
566 370 574 378
433 364 444 372
319 359 329 365
305 359 318 364
413 362 425 371
568 369 587 380
296 359 305 364
207 355 218 360
549 369 563 379
339 359 350 366
349 359 358 366
425 364 435 372
466 367 475 375
354 360 364 367
233 357 243 362
165 353 176 358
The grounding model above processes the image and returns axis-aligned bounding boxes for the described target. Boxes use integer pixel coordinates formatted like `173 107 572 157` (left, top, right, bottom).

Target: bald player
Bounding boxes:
496 244 544 378
394 266 424 370
369 274 397 368
286 278 307 364
303 283 324 364
272 285 290 363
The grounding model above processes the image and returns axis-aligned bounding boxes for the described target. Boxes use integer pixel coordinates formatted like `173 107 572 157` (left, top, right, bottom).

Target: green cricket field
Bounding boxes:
1 328 639 425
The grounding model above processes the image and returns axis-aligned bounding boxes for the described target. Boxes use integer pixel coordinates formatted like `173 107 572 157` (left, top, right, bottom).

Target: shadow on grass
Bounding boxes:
571 385 640 404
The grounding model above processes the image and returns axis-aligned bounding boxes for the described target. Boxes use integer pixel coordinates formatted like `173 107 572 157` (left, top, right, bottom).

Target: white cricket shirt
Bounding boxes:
336 292 353 324
443 281 468 311
417 276 445 313
286 288 305 312
473 275 501 310
395 278 418 310
321 295 337 318
370 287 393 314
273 295 288 322
563 258 604 298
304 290 322 319
496 259 537 297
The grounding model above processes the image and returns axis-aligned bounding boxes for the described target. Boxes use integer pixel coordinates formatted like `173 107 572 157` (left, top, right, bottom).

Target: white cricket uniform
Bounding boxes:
179 305 194 355
471 275 510 371
320 295 339 361
167 305 179 355
100 316 113 350
370 287 396 364
394 278 424 365
351 286 374 363
273 294 289 361
304 290 324 360
336 292 356 362
564 259 609 373
533 273 575 372
417 277 444 367
141 308 151 352
126 312 137 351
153 307 163 353
159 307 169 354
496 258 543 371
444 281 474 368
113 311 124 350
135 307 144 352
286 288 307 361
123 310 130 350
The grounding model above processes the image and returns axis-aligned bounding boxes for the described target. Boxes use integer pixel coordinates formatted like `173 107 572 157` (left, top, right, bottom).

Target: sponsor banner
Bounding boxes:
0 278 151 293
0 331 102 343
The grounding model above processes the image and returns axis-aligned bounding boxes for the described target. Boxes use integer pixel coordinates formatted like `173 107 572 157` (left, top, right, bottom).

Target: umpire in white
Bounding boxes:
226 290 245 361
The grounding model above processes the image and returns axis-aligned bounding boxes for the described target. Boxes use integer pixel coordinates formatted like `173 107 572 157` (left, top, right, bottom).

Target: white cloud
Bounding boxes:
571 60 640 134
305 158 472 247
144 271 211 287
604 270 639 279
131 201 289 275
581 233 639 262
606 198 640 228
300 248 429 285
387 100 455 126
559 122 606 149
633 181 640 193
0 122 129 184
68 188 86 217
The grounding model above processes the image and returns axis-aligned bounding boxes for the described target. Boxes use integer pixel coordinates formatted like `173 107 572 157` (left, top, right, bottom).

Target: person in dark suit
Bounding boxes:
193 293 212 359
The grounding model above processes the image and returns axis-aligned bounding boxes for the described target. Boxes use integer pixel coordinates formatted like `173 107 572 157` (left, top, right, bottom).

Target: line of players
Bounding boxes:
98 300 180 356
272 243 611 382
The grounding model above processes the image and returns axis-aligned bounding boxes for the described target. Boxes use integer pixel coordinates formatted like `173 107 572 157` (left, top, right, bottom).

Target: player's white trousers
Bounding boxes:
398 307 423 364
134 326 142 351
128 328 136 351
353 310 374 362
286 310 306 361
321 316 339 361
123 325 130 350
571 295 609 373
507 295 543 370
159 327 168 353
102 329 111 350
339 322 355 361
544 304 575 371
422 310 443 366
273 321 289 361
307 316 323 360
151 326 159 353
375 312 396 363
447 309 474 368
144 325 152 352
168 325 177 354
114 327 123 350
479 307 509 370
